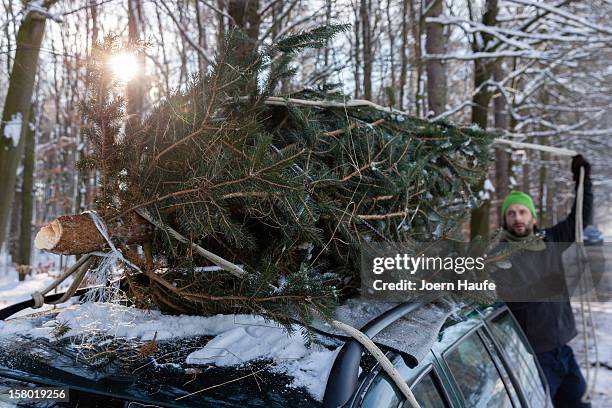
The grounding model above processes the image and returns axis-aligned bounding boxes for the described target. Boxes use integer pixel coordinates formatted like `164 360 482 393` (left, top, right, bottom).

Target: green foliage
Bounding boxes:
81 26 494 325
51 320 71 339
78 35 127 210
275 24 351 53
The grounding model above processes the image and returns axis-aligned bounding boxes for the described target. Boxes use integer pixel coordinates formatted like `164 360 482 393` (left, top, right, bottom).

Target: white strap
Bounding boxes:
31 291 45 309
330 319 421 408
85 210 142 272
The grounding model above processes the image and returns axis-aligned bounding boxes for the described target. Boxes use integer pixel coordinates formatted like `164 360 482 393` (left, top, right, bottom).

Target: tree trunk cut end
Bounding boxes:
34 219 62 250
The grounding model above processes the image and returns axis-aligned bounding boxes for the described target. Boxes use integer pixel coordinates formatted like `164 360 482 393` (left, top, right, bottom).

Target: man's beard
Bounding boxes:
509 223 534 237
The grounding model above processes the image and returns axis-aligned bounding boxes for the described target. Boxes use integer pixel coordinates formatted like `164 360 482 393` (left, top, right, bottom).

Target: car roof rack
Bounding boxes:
322 293 442 408
0 285 102 320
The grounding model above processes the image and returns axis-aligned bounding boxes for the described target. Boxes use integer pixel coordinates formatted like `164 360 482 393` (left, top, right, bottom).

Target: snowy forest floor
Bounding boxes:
0 252 77 318
570 301 612 407
569 204 612 407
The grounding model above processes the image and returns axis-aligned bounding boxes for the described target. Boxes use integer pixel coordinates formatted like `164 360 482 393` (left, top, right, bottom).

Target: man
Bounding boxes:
500 155 592 408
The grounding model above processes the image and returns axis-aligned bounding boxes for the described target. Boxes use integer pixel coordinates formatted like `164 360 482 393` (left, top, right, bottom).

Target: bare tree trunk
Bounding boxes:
425 0 446 116
537 133 550 225
2 1 18 74
90 0 99 43
360 0 373 100
194 0 208 74
0 1 56 251
546 167 554 226
353 4 361 98
155 6 171 94
493 63 509 222
127 0 144 122
522 139 531 193
228 0 260 94
408 0 423 116
17 104 36 280
538 153 548 224
217 0 226 48
398 0 409 110
469 0 498 240
385 0 396 106
324 0 332 66
228 0 260 59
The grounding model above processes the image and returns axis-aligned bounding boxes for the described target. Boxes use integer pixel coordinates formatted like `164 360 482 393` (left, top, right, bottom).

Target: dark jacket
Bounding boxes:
504 178 593 354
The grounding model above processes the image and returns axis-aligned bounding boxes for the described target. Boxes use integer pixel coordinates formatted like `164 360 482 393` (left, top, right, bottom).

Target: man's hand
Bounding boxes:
571 154 590 181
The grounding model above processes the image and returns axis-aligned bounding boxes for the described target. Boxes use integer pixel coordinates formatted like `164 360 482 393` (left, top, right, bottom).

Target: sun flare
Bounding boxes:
108 52 139 82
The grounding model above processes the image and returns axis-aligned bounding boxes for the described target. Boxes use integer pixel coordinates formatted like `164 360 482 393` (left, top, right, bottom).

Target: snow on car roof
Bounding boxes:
310 297 457 363
0 297 464 402
0 302 340 401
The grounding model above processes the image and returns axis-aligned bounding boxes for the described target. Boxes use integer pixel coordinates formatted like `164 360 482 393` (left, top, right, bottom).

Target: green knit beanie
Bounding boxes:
502 191 537 218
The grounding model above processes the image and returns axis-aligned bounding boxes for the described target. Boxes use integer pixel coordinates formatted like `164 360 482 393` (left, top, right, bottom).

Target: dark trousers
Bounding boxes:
537 345 591 408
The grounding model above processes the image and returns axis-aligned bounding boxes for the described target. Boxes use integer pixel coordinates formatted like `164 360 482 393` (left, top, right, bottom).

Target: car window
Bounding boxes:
359 373 403 408
444 332 513 407
359 356 412 408
359 369 448 408
411 372 447 408
489 311 548 406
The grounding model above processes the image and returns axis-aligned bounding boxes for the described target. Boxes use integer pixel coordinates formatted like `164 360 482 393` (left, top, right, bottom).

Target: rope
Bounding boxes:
85 210 142 272
81 211 142 302
493 139 577 156
329 319 421 407
575 168 599 404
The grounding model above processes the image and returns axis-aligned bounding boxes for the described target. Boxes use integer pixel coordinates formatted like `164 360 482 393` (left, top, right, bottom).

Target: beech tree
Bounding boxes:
0 0 58 252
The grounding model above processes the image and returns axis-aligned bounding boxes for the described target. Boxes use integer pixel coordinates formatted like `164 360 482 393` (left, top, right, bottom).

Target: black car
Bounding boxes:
0 295 551 408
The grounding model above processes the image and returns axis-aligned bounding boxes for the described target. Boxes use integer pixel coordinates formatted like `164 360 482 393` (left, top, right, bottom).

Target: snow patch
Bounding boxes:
3 112 22 146
0 261 76 318
184 322 340 400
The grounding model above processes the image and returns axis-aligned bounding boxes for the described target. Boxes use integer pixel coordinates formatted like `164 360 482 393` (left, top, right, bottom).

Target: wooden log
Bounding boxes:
34 212 153 255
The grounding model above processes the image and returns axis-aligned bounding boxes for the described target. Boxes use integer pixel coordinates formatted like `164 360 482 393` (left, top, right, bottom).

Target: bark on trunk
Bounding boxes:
493 63 509 222
398 0 409 110
127 0 144 123
228 0 260 58
360 0 373 100
469 0 498 240
35 211 153 255
0 3 55 250
228 0 261 94
408 0 423 116
17 104 36 274
425 0 446 117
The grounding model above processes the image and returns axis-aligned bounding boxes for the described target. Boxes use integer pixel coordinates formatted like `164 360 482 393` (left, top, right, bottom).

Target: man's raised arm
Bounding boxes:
545 155 593 247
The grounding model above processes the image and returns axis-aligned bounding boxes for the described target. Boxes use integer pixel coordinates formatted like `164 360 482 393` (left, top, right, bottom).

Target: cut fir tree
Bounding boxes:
35 27 494 326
